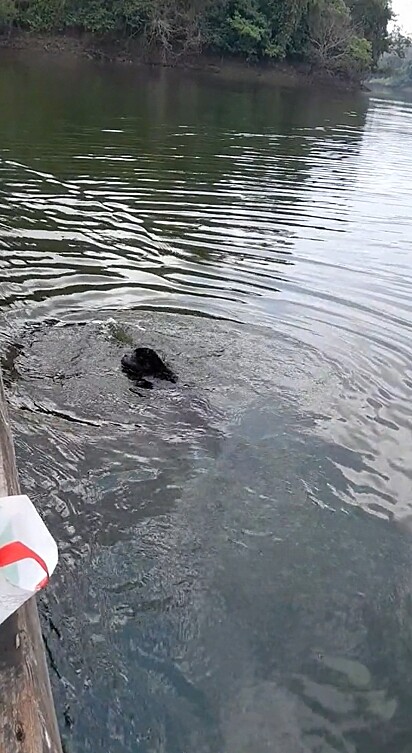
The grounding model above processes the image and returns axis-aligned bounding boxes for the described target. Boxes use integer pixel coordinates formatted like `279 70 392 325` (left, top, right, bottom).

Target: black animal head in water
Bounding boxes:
121 347 177 389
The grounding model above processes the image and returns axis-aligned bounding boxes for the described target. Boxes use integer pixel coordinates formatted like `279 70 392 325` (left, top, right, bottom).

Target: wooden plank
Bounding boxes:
0 370 62 753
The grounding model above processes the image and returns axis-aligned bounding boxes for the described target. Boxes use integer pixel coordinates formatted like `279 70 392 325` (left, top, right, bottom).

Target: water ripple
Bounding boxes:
1 63 412 752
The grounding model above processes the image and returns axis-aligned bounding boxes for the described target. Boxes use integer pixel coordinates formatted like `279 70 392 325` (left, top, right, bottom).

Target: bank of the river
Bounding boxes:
0 31 361 90
368 75 412 96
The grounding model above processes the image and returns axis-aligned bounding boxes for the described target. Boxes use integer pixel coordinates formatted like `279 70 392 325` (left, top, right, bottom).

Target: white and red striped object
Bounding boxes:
0 495 58 624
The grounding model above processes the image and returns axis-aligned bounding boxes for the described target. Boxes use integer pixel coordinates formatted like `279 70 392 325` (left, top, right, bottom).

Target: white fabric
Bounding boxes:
0 495 58 624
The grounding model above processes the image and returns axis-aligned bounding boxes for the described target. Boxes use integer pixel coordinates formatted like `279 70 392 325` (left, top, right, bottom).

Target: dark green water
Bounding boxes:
1 55 412 753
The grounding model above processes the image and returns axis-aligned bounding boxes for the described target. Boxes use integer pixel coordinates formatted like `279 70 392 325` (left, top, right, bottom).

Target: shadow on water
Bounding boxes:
1 55 412 753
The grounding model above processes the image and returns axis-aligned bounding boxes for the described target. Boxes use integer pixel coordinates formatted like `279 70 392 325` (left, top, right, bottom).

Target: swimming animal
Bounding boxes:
121 347 177 389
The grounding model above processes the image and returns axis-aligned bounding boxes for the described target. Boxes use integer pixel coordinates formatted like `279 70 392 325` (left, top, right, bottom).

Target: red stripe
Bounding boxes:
0 541 49 591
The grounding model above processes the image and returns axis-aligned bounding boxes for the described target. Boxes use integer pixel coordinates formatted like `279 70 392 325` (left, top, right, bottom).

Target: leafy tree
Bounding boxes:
3 0 391 80
374 26 412 88
69 1 119 33
346 0 392 61
306 0 372 76
387 25 412 59
21 0 66 31
115 0 149 36
0 0 17 31
261 0 312 57
395 59 412 86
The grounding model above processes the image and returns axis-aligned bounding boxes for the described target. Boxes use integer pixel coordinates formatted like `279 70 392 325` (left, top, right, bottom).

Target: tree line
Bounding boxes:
0 0 392 80
374 25 412 88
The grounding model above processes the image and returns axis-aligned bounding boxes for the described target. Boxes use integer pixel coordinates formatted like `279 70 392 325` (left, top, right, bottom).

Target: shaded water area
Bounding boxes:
1 54 412 752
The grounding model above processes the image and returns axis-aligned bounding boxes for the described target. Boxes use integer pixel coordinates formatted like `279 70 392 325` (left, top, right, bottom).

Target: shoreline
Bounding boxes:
0 31 363 91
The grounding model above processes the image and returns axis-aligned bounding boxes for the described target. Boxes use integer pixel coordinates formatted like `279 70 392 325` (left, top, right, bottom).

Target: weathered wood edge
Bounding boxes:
0 370 62 753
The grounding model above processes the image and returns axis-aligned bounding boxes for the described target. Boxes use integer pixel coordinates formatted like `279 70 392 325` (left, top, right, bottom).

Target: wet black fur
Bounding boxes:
121 347 177 390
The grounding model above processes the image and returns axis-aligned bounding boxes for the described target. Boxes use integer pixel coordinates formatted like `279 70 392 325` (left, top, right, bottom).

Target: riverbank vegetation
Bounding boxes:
371 25 412 89
0 0 392 82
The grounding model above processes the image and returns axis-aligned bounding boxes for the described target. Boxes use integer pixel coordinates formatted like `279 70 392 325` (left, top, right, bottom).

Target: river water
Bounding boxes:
1 55 412 753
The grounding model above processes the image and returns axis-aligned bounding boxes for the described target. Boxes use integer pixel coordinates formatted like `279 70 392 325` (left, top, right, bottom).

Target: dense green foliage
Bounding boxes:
0 0 392 79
